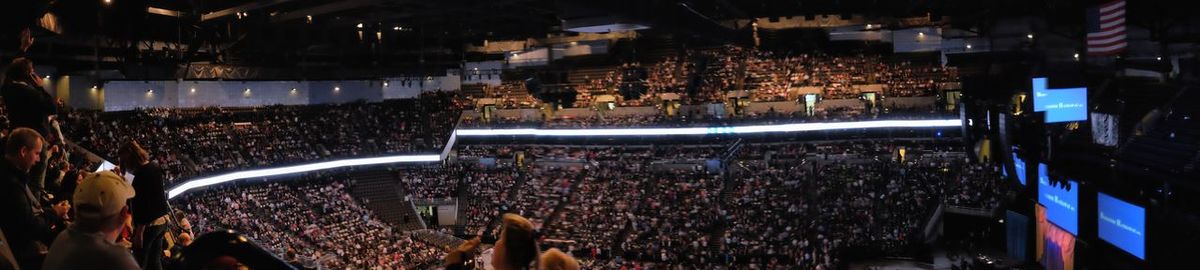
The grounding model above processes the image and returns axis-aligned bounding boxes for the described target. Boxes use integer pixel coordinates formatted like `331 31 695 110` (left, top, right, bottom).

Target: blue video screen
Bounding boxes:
1037 164 1078 235
1042 88 1088 123
1032 77 1050 111
1031 77 1088 123
1013 153 1027 186
1097 192 1146 260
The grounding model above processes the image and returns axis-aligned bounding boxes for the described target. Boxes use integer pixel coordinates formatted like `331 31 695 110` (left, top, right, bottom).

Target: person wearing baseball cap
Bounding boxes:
42 171 140 270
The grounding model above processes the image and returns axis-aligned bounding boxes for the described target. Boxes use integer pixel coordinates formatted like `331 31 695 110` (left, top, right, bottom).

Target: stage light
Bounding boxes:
393 26 401 31
1027 33 1034 39
965 44 972 49
356 23 364 29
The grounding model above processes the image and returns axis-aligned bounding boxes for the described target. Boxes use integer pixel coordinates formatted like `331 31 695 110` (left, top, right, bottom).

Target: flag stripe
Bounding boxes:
1100 0 1125 13
1100 16 1123 28
1088 42 1127 54
1087 25 1126 38
1100 9 1124 21
1087 0 1126 56
1088 33 1126 45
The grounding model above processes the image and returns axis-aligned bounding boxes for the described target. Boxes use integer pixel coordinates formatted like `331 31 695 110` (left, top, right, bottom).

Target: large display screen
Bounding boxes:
1013 153 1027 186
1037 164 1078 235
1032 77 1050 110
1031 77 1088 123
1042 88 1088 123
1097 192 1146 260
1037 205 1076 270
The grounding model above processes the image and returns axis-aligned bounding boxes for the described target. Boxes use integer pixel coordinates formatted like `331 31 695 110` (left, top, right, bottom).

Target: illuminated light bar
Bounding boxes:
167 154 440 199
456 119 962 137
167 119 959 199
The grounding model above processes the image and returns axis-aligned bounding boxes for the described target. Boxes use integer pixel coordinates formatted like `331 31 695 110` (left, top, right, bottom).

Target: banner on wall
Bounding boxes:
1037 205 1076 270
1091 112 1119 146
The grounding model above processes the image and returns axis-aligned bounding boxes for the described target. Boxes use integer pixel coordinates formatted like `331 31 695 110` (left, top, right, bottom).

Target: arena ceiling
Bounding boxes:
1 0 1192 75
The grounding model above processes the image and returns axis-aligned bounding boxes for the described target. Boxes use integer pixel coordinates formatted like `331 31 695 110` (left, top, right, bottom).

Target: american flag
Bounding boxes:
1086 0 1127 56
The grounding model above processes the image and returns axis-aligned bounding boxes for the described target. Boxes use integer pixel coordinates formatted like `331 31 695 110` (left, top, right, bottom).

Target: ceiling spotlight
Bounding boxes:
383 81 389 87
356 23 364 29
104 0 112 4
244 88 251 92
334 86 341 91
147 89 154 94
1157 56 1163 61
190 88 196 93
393 26 402 31
1027 33 1034 39
965 44 972 49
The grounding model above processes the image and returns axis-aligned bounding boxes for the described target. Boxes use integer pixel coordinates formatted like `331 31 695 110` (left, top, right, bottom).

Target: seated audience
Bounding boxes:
42 171 140 270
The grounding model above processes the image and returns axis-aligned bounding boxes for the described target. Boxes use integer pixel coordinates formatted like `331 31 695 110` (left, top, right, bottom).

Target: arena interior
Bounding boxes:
1 0 1198 269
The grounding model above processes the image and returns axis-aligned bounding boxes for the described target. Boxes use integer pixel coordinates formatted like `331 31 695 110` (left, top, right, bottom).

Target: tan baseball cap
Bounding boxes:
74 171 136 217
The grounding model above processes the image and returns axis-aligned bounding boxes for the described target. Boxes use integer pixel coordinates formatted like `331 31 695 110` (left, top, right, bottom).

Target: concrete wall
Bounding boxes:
884 96 937 109
463 61 504 85
64 76 105 110
179 81 309 108
747 101 803 114
892 27 944 53
101 79 462 111
103 80 178 111
307 80 382 104
553 40 609 58
507 48 550 68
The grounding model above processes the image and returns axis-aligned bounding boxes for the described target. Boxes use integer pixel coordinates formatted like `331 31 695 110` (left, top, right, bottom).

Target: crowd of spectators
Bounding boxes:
61 91 467 183
461 102 948 130
484 81 540 109
641 55 693 106
471 45 958 110
720 141 1005 269
691 46 960 102
448 140 1006 269
177 175 443 269
0 15 1004 270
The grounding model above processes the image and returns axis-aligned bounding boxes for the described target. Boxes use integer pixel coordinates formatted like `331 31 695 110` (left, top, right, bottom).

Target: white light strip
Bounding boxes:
167 119 960 199
167 154 440 199
456 119 962 136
